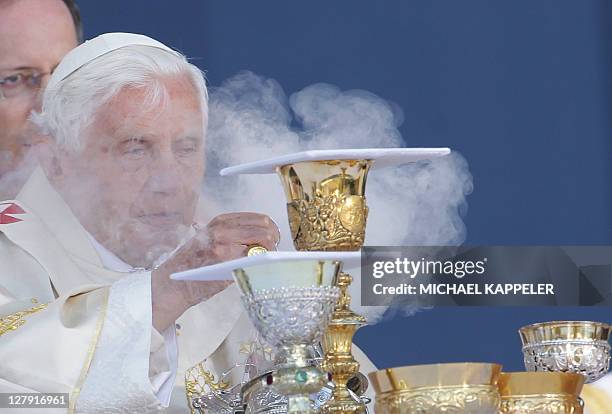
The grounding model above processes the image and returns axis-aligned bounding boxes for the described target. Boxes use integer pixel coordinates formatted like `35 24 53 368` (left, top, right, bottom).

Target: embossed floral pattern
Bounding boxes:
375 385 500 414
242 286 340 348
522 340 610 383
500 396 583 414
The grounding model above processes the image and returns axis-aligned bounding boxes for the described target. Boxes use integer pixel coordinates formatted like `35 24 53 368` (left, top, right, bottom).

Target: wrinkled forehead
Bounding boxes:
0 0 77 70
88 75 206 143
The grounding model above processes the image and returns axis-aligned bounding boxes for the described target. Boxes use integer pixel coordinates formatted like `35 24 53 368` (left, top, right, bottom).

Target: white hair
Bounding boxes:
31 45 208 151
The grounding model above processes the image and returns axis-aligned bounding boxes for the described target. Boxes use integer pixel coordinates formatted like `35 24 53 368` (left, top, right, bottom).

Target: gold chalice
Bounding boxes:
368 362 502 414
498 372 585 414
519 321 612 383
276 159 370 252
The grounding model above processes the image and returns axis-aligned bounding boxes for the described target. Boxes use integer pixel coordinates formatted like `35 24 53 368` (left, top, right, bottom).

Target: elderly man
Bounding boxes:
0 33 375 413
0 0 82 200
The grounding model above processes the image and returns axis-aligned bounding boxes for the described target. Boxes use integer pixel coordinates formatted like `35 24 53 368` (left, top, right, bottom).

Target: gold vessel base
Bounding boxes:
322 397 366 414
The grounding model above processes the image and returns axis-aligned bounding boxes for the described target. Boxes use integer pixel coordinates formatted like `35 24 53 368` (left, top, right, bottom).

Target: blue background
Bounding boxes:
79 0 612 371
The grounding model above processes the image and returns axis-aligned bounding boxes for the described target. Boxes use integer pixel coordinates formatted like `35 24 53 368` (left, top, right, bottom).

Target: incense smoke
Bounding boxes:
200 71 474 322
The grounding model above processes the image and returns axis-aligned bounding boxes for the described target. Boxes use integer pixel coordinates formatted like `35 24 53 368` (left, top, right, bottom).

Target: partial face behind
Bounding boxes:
0 0 77 194
52 75 206 268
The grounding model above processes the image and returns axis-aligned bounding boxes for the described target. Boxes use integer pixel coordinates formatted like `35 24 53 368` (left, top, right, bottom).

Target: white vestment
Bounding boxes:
582 374 612 414
0 168 377 413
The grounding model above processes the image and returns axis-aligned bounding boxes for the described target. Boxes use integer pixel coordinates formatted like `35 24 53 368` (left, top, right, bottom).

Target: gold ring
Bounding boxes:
246 245 268 256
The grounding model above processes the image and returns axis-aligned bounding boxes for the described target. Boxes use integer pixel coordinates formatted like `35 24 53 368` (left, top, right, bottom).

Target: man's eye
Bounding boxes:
1 74 24 87
175 145 197 156
122 142 148 158
126 148 145 155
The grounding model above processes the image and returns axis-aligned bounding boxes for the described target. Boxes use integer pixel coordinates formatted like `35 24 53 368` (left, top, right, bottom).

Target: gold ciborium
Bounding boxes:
498 372 585 414
368 362 502 414
276 159 371 414
519 321 612 383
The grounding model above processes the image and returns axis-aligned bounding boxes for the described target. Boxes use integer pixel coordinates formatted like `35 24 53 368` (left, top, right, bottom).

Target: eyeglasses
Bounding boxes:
0 70 48 101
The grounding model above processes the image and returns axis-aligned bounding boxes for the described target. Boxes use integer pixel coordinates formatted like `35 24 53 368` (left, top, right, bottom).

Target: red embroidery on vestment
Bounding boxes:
0 203 25 224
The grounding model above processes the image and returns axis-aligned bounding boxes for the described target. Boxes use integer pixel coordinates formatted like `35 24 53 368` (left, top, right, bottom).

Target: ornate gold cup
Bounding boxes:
519 321 612 383
368 363 502 414
276 160 371 252
499 372 585 414
276 159 372 414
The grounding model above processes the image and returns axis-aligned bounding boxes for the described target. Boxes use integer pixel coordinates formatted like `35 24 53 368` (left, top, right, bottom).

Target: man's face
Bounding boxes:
0 0 77 188
52 75 206 268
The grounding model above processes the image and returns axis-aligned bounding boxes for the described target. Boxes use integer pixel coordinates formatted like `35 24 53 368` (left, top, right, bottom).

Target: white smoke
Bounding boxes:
200 71 473 322
0 148 38 202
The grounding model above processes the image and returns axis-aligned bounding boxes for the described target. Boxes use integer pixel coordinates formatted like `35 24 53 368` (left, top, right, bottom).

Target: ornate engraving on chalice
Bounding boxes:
233 259 342 414
368 363 502 414
241 287 339 350
277 160 370 252
498 372 585 414
519 321 612 383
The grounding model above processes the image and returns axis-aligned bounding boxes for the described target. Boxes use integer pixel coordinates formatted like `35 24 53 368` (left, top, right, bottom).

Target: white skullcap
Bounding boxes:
46 32 179 90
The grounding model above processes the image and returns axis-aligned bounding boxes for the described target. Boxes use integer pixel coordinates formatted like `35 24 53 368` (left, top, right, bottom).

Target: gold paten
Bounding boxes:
276 159 372 414
498 372 585 414
368 363 502 414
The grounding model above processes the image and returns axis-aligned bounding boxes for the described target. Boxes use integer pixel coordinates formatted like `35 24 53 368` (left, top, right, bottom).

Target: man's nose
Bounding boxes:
146 150 182 196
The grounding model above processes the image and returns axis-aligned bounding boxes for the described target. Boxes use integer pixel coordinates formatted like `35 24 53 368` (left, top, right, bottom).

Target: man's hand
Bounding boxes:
151 212 280 332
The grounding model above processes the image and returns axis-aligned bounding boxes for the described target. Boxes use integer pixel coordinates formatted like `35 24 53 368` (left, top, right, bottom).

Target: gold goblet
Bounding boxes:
276 159 371 414
499 372 585 414
368 362 502 414
276 159 371 252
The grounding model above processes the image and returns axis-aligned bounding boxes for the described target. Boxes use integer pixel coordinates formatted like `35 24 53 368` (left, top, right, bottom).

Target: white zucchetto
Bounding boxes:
47 32 179 90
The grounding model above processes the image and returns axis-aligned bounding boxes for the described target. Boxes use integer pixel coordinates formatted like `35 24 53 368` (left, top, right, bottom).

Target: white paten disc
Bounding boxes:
219 147 451 176
171 251 361 281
